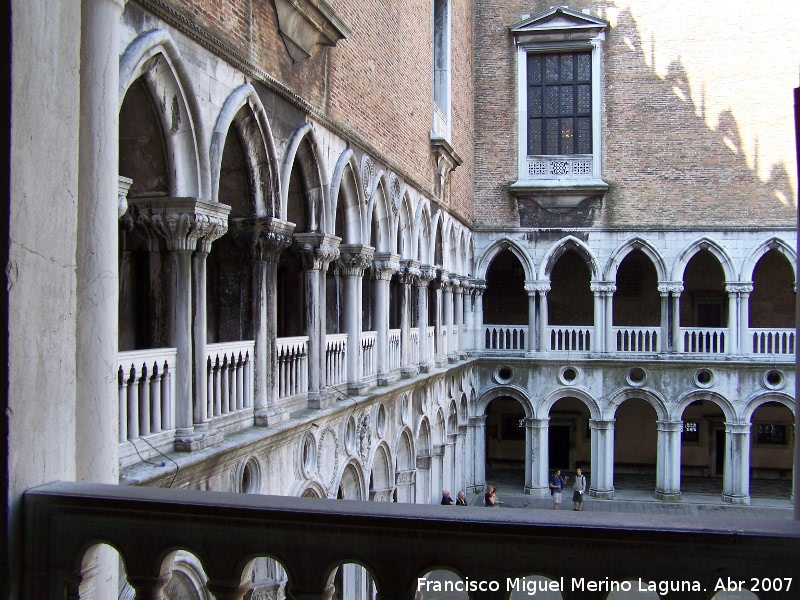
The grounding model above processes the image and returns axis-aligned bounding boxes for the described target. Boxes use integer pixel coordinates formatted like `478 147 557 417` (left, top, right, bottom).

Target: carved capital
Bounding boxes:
398 260 421 285
416 264 438 287
338 244 375 276
230 217 295 262
118 176 132 220
293 233 341 271
590 281 616 295
658 281 684 295
372 252 400 280
131 197 231 253
725 282 754 295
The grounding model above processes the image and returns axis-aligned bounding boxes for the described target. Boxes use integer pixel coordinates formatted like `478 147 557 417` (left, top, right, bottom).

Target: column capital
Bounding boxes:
725 282 754 295
338 244 375 276
372 252 400 280
656 420 684 433
590 281 616 294
229 217 295 262
526 417 549 429
293 232 341 271
725 422 752 435
524 280 549 294
416 264 438 286
436 268 450 290
398 259 421 284
118 175 132 220
132 197 231 252
658 281 684 295
471 278 487 295
589 419 615 431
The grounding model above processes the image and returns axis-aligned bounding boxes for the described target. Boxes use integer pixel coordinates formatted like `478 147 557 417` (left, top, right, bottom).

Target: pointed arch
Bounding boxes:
604 236 668 282
366 171 391 252
368 441 395 499
671 236 736 283
671 389 736 423
394 427 417 469
396 190 414 259
119 29 210 199
336 459 367 500
475 237 535 281
740 236 797 283
210 83 281 216
414 199 433 265
538 236 601 281
329 148 364 244
281 122 329 232
431 209 446 268
416 416 432 457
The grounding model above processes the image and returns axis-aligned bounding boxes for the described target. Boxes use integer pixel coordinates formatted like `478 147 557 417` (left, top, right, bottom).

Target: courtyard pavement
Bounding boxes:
470 470 794 520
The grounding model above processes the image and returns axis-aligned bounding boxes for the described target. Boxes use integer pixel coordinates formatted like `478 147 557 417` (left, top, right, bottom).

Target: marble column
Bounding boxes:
527 418 550 496
537 285 551 352
523 282 537 353
464 280 476 354
668 283 684 352
452 277 465 359
723 422 752 504
294 233 340 409
725 283 741 355
655 420 683 501
468 415 487 493
339 245 374 392
456 425 467 494
603 285 616 353
373 253 400 385
589 419 615 498
472 280 486 352
657 283 672 353
443 273 455 362
736 283 753 354
416 266 436 372
432 443 446 503
429 272 445 366
590 282 613 353
399 260 420 377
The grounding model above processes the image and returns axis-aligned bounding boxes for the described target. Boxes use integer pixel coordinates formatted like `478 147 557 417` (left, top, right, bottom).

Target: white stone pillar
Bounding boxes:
669 283 683 352
725 283 740 355
604 286 615 353
524 282 537 353
538 287 550 352
416 266 436 372
432 271 447 366
655 420 682 501
432 444 445 503
442 274 454 362
416 456 431 504
589 419 615 498
452 277 464 358
456 425 467 494
737 284 753 354
472 280 486 352
527 418 550 496
294 233 340 409
657 283 671 353
590 282 605 352
723 423 752 504
469 415 487 493
373 253 400 385
464 280 476 354
339 245 374 392
399 260 420 377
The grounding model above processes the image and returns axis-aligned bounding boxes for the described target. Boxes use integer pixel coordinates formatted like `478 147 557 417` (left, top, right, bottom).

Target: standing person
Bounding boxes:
441 490 455 505
572 467 587 511
484 485 497 506
455 490 468 506
549 469 567 510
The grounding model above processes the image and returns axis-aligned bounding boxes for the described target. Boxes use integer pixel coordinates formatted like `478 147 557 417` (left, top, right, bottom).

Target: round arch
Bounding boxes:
605 388 669 422
475 385 535 419
671 389 736 423
742 391 795 422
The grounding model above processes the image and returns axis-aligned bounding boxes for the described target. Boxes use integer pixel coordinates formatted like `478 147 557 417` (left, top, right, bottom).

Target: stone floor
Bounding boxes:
472 469 795 519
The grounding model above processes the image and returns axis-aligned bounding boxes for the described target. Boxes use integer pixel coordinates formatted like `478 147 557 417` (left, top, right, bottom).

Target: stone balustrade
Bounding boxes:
117 348 177 443
388 329 401 372
206 341 254 419
325 333 348 388
277 336 309 399
24 481 800 600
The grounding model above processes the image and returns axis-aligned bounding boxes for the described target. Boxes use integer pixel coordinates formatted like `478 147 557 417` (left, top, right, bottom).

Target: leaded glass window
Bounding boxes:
527 51 592 155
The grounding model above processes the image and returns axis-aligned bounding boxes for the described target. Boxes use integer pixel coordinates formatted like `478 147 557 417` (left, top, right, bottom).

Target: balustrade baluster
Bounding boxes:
118 366 127 443
127 365 139 440
139 363 151 437
221 355 230 414
161 364 172 430
150 364 162 433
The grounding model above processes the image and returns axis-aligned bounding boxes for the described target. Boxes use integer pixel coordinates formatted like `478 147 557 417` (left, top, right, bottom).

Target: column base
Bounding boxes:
524 486 550 497
589 487 615 499
254 407 289 427
377 372 401 386
434 357 448 368
347 381 369 395
175 428 224 452
418 361 433 373
307 391 334 410
654 490 682 502
447 354 458 364
400 366 419 379
722 493 751 505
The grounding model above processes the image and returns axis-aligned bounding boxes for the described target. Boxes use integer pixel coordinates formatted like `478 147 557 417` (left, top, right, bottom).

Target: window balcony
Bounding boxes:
25 481 800 599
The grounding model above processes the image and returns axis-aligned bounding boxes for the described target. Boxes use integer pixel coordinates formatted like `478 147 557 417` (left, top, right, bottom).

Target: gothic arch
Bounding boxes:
604 388 669 422
336 459 366 500
474 237 535 281
414 198 433 265
394 427 416 468
741 391 795 422
366 171 391 252
740 236 797 283
475 385 534 419
210 83 280 217
538 235 600 281
281 122 329 232
671 389 736 423
297 480 328 498
671 236 736 283
539 387 601 420
368 441 394 500
329 148 364 244
119 29 210 199
604 236 668 282
446 400 458 436
416 417 432 457
396 191 414 259
431 209 446 268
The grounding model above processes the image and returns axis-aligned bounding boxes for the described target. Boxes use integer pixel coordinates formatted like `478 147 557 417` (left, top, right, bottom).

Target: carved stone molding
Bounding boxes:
132 197 231 253
360 154 376 201
271 0 350 62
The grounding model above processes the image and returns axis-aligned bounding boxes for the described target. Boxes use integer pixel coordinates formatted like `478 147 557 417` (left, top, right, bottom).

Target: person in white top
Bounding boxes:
572 467 587 511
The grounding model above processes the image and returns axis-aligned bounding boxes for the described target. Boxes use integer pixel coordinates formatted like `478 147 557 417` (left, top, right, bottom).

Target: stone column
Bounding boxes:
657 283 672 353
668 283 684 352
523 282 537 353
589 419 615 498
655 420 682 501
294 233 340 409
432 443 446 503
192 216 228 434
472 280 486 352
527 418 550 496
468 415 487 493
452 277 465 359
137 199 230 449
399 260 420 377
76 0 124 512
429 273 445 367
603 284 616 353
373 253 400 385
416 266 436 372
538 285 551 352
590 282 609 353
456 425 467 494
723 422 752 504
464 280 476 354
736 283 753 354
339 245 374 393
725 283 741 355
442 272 454 362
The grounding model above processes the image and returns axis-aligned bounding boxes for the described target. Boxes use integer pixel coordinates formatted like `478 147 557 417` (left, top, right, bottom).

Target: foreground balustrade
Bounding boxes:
25 482 800 600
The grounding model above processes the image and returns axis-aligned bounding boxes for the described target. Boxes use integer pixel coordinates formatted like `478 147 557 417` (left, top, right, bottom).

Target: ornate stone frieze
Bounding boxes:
356 411 372 466
293 232 341 271
132 197 231 253
337 244 374 277
360 154 376 201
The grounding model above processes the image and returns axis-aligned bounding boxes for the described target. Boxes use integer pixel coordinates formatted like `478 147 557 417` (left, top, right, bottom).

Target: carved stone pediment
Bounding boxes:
510 7 607 43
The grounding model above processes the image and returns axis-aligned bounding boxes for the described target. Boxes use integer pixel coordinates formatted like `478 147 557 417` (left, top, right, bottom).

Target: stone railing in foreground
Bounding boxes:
25 482 800 600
